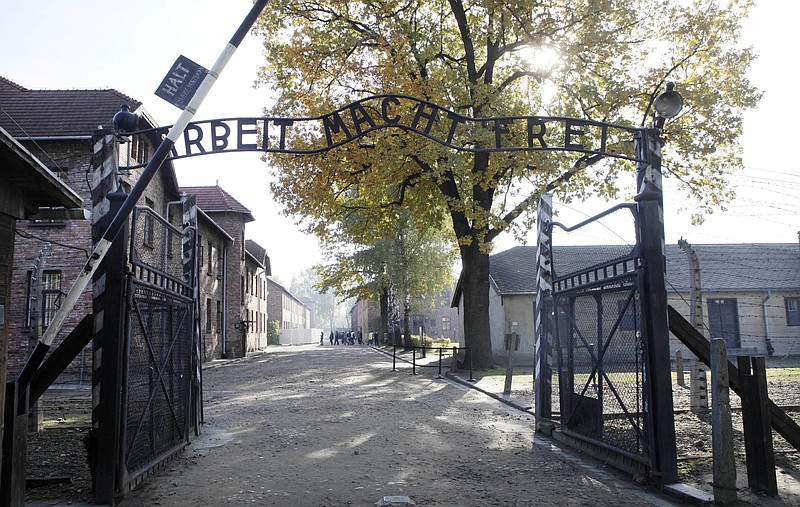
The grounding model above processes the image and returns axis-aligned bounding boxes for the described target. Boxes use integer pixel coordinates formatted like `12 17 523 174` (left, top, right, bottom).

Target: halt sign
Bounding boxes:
155 55 208 110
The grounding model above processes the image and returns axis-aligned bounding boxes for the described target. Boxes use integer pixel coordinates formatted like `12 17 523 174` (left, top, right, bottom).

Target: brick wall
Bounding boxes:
8 140 95 379
202 211 247 358
196 214 228 361
8 134 182 380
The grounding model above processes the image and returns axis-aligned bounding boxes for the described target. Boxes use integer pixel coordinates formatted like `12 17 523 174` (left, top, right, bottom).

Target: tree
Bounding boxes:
255 0 760 368
316 210 456 345
290 267 339 330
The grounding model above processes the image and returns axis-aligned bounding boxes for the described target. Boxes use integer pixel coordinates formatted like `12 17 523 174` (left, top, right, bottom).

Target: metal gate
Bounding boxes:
120 205 198 489
548 204 650 465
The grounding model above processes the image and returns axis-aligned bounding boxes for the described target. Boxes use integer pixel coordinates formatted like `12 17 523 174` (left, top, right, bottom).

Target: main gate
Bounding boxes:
548 204 650 465
120 204 199 491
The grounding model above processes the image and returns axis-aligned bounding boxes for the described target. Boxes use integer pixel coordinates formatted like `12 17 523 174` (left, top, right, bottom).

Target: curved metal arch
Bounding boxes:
120 94 646 170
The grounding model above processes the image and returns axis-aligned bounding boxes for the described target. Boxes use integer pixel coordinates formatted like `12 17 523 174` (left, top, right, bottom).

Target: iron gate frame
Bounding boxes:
537 199 676 480
550 204 650 459
534 131 678 485
118 205 198 492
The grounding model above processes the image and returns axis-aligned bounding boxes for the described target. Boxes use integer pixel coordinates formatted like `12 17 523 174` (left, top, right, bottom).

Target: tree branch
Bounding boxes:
486 154 603 243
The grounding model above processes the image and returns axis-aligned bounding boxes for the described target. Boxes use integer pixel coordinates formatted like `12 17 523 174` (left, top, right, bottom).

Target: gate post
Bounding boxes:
90 134 129 504
634 128 678 485
534 194 554 433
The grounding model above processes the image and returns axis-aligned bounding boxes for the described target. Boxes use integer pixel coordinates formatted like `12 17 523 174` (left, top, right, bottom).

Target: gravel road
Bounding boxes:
115 344 674 506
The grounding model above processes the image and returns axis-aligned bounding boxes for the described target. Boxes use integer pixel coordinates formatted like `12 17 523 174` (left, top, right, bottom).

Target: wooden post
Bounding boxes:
711 338 737 505
503 332 518 395
676 350 685 387
677 239 708 413
534 194 553 431
1 382 27 507
91 179 128 504
738 355 777 496
635 128 678 484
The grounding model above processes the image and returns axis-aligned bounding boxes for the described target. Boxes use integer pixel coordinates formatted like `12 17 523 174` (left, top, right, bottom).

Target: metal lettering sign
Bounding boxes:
155 55 208 110
123 94 646 169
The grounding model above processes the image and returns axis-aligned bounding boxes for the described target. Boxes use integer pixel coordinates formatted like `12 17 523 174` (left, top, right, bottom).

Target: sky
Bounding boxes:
2 1 798 282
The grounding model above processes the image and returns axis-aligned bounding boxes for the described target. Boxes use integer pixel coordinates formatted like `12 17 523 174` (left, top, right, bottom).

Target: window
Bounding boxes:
198 237 204 268
441 317 451 331
786 297 800 327
708 298 741 349
206 298 212 333
29 206 67 227
131 136 150 165
208 242 215 274
216 300 223 332
143 198 155 247
40 271 63 330
617 296 638 331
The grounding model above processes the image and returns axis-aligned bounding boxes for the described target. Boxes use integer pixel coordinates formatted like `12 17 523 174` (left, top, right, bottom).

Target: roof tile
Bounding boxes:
0 76 142 137
490 243 800 294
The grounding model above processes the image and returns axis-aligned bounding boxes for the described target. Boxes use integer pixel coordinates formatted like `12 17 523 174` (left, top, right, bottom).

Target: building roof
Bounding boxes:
486 243 800 295
267 276 309 309
181 185 255 222
0 125 83 215
0 76 180 197
665 243 800 292
487 245 538 295
245 239 271 274
0 76 142 138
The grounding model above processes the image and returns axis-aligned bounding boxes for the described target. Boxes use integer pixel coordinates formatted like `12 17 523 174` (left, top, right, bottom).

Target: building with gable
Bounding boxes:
266 276 313 344
0 125 83 472
244 239 270 352
0 76 185 379
181 185 259 359
452 243 800 362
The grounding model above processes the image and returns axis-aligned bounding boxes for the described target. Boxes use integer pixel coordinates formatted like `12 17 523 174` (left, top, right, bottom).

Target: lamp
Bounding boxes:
653 82 683 128
113 104 139 141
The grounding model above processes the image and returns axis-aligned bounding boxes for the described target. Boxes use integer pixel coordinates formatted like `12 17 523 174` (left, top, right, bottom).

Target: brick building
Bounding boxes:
0 76 183 378
181 185 255 359
0 125 83 469
194 208 234 360
244 239 270 352
267 277 310 331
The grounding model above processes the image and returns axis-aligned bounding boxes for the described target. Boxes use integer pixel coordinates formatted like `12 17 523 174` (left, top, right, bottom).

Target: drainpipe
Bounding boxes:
221 244 228 358
762 290 775 357
164 198 183 270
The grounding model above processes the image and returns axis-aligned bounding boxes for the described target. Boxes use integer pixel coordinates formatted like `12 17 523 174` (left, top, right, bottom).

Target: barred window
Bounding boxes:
41 271 63 329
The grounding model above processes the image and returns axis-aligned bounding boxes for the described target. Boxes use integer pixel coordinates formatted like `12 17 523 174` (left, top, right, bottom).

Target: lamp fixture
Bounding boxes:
112 104 139 142
653 82 684 128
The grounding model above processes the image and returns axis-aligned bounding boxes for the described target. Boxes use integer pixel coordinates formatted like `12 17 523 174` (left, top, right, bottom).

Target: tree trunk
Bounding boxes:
402 296 412 349
460 241 494 369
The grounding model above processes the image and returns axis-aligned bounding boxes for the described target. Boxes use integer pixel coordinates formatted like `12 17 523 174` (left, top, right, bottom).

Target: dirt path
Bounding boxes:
119 344 675 506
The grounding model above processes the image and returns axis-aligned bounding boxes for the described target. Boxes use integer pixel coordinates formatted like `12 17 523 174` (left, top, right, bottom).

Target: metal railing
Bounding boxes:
387 344 476 382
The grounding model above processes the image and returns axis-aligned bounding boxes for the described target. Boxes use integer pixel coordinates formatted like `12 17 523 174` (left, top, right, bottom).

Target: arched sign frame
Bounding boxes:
120 94 650 170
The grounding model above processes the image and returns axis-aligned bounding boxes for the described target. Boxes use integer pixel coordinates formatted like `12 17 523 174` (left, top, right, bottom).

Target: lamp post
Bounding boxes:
635 82 683 485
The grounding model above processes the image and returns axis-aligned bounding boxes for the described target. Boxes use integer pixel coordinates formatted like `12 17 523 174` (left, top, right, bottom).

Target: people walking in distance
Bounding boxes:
334 331 340 345
329 331 334 345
